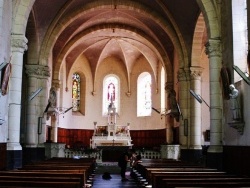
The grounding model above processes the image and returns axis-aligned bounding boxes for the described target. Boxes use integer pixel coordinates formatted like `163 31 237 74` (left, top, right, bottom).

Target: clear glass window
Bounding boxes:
137 72 152 116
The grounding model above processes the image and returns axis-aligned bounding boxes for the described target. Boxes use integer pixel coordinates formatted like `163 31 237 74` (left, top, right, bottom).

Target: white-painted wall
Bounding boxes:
58 54 165 131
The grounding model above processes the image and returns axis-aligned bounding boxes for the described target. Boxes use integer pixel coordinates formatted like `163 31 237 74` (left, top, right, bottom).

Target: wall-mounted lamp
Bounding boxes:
233 65 250 85
28 87 43 101
64 107 73 114
190 90 210 108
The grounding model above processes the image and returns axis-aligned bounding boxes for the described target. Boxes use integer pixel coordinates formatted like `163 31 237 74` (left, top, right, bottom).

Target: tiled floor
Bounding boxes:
91 163 139 188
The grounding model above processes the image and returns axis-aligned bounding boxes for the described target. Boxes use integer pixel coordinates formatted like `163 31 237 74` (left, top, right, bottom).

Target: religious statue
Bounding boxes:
166 88 180 122
229 84 241 121
49 87 57 108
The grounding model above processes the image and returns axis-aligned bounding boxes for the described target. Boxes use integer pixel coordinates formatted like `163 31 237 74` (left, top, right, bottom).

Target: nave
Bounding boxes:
1 157 250 188
91 163 139 188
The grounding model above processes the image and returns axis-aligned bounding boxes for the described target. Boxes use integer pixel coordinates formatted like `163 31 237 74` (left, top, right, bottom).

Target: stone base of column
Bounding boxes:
160 144 180 160
44 142 65 159
206 151 223 170
22 146 45 166
6 150 22 170
180 148 203 165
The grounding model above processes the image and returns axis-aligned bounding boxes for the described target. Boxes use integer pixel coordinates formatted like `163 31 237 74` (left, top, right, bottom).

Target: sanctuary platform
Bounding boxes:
90 97 133 161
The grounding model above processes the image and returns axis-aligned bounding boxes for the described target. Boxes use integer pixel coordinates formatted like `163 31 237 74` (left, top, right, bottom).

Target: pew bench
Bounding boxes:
149 171 228 187
162 179 250 188
0 180 81 188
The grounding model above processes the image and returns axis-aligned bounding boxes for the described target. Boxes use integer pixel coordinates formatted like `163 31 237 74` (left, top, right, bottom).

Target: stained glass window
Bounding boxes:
137 72 152 116
72 73 80 111
103 75 119 115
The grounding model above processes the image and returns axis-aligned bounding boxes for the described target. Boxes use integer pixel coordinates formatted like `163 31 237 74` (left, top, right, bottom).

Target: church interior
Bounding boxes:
1 0 250 187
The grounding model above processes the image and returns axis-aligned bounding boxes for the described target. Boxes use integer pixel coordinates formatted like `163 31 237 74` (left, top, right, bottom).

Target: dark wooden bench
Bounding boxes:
162 179 250 188
0 171 85 186
134 158 250 188
0 157 96 187
0 180 81 188
144 167 217 180
136 162 208 180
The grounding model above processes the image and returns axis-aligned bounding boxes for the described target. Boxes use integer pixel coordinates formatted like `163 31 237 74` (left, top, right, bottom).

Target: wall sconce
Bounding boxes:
28 87 43 101
190 89 210 109
233 65 250 85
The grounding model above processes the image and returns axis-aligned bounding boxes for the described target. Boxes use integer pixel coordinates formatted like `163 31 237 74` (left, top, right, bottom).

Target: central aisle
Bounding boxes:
91 162 139 188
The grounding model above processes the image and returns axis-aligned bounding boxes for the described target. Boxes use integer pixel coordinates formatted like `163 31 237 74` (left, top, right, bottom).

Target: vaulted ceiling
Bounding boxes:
26 0 201 79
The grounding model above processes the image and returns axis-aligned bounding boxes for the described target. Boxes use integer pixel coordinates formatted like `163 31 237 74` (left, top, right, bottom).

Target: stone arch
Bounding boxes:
12 0 35 35
196 0 220 39
191 13 207 67
54 24 171 94
39 0 187 85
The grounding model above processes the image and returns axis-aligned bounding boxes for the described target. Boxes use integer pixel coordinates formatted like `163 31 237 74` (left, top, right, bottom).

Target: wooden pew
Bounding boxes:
136 161 206 180
0 180 81 188
134 158 250 188
150 172 237 188
0 157 96 188
162 179 250 188
144 167 218 181
0 170 85 186
147 169 224 186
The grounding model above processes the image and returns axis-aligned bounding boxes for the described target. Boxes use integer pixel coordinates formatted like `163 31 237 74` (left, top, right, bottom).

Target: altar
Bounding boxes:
97 146 130 162
90 97 133 151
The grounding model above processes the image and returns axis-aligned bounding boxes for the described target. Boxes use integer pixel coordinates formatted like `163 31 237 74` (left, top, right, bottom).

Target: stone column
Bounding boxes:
190 67 203 149
177 68 190 149
25 64 50 146
50 79 61 143
7 34 27 169
205 39 223 153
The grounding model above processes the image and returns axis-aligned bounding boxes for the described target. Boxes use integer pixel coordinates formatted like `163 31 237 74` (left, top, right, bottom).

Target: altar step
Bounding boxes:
91 163 139 188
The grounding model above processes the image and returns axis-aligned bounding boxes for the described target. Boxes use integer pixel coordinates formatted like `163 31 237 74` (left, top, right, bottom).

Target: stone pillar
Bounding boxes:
51 80 61 143
205 39 223 154
177 68 190 149
7 34 27 169
190 67 203 149
25 64 50 146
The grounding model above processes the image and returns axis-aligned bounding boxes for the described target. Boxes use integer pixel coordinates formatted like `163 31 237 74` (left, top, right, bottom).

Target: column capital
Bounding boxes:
25 64 50 79
11 34 28 53
205 38 222 58
190 66 203 80
177 68 190 82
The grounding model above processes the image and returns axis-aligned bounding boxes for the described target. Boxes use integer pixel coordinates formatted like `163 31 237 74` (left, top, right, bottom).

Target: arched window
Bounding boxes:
137 72 152 116
103 75 119 115
232 0 248 81
72 73 80 112
161 68 166 111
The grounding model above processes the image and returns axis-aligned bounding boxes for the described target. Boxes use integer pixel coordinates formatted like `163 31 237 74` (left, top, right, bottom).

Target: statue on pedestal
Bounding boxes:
229 84 241 122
